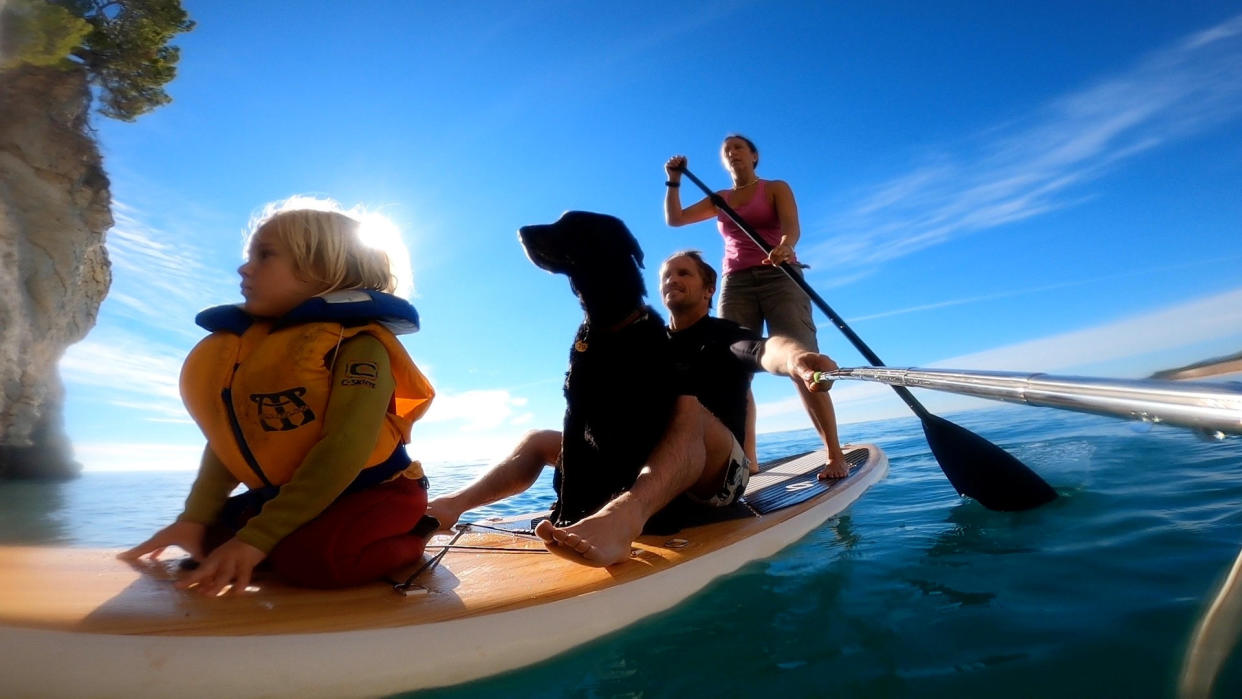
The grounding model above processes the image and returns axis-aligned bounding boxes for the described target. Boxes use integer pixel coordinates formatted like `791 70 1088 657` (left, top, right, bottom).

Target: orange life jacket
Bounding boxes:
180 291 434 489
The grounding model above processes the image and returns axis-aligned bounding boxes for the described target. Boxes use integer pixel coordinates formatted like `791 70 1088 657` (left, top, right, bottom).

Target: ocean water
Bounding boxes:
3 404 1242 698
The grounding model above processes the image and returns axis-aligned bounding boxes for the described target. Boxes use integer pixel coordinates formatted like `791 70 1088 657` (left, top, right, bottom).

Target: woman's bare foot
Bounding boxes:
818 448 850 480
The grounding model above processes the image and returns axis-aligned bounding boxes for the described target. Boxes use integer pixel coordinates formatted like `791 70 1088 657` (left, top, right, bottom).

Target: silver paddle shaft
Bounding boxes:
815 367 1242 435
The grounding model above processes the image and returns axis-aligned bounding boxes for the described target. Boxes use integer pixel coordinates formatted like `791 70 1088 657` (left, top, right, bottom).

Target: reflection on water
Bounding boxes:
409 407 1242 699
0 478 70 544
4 406 1242 698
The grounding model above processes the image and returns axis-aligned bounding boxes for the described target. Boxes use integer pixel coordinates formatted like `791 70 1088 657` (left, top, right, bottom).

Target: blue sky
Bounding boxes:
60 1 1242 472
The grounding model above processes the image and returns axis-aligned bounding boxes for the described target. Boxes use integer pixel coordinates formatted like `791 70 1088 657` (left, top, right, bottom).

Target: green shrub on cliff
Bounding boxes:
0 0 194 121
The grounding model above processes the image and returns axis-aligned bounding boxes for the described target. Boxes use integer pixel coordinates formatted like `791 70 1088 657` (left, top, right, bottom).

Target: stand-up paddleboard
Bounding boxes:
0 444 886 698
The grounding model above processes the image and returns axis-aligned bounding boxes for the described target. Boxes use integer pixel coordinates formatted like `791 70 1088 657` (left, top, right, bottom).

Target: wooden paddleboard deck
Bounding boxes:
0 444 886 698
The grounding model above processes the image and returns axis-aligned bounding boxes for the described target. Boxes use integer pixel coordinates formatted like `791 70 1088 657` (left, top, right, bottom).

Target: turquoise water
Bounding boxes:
3 404 1242 698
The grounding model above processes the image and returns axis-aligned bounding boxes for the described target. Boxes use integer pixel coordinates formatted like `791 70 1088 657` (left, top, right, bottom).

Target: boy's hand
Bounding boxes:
118 520 207 562
175 537 267 597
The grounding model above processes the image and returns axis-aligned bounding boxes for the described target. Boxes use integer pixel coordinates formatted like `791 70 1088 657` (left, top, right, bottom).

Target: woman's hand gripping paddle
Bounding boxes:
677 165 1056 511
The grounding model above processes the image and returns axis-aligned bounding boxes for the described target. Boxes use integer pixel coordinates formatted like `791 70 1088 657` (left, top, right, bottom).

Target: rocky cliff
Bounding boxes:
0 65 113 479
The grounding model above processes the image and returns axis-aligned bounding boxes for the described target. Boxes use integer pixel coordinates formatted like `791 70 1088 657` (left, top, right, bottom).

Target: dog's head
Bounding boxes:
518 211 647 323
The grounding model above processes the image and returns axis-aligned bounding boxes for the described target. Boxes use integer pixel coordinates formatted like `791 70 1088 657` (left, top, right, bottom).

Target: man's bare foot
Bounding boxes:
533 502 643 567
818 449 850 480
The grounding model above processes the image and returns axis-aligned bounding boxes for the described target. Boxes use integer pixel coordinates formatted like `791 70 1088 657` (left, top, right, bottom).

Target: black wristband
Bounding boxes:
665 180 680 187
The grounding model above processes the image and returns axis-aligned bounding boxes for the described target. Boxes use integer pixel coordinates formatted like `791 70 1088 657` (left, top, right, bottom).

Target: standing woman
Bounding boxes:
664 134 848 479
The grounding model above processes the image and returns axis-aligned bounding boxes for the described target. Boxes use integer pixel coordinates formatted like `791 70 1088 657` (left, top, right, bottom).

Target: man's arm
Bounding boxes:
755 335 839 392
426 430 562 532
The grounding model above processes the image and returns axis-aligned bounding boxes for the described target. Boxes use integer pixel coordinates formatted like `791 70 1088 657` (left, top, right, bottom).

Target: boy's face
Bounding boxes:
660 256 713 315
238 225 323 318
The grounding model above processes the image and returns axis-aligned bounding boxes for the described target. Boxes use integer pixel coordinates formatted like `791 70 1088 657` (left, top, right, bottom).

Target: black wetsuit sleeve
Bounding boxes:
729 337 766 373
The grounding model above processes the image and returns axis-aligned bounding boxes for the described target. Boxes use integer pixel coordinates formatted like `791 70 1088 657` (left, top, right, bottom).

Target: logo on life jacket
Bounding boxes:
250 387 316 432
342 361 379 388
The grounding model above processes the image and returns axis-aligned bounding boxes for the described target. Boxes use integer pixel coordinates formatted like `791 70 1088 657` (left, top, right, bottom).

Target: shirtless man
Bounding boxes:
427 251 841 566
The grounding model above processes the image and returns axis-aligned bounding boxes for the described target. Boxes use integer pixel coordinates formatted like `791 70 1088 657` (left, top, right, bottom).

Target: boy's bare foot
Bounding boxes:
533 500 643 567
818 448 850 480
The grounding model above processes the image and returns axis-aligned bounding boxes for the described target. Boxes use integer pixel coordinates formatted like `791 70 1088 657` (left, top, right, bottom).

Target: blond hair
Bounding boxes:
246 197 399 295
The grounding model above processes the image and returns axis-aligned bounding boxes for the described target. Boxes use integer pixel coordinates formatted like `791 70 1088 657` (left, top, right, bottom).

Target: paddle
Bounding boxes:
674 165 1057 511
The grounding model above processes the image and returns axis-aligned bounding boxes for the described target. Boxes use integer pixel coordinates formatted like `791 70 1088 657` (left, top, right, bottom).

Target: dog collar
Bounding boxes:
574 308 650 354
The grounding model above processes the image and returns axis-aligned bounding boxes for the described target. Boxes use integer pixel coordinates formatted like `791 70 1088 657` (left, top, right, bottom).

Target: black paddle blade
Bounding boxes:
920 413 1057 511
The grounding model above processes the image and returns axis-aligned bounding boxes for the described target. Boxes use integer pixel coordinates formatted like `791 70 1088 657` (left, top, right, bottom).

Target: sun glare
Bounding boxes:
244 195 416 299
355 209 414 300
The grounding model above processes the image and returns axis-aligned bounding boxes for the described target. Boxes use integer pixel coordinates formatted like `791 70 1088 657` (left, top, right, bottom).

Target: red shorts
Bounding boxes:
261 475 429 588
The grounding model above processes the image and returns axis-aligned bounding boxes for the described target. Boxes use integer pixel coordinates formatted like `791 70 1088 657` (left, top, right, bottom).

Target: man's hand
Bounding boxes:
789 351 838 392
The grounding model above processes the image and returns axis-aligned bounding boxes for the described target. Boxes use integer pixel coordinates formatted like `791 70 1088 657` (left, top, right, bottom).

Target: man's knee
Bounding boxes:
670 396 733 452
674 394 720 424
517 429 562 464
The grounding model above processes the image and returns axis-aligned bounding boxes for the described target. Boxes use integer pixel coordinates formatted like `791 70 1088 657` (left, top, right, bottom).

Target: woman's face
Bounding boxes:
721 137 757 175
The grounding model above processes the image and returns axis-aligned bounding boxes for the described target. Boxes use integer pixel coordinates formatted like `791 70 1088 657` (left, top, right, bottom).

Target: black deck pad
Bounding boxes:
640 447 869 535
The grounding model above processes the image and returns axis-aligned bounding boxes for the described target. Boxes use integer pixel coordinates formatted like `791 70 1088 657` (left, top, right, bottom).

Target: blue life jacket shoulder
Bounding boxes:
195 290 421 336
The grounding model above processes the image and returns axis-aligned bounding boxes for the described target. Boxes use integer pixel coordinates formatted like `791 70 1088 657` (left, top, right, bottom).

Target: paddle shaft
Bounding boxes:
815 367 1242 435
675 166 930 419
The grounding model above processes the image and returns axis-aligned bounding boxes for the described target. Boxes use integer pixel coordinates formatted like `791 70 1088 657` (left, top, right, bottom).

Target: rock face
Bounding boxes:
0 65 113 479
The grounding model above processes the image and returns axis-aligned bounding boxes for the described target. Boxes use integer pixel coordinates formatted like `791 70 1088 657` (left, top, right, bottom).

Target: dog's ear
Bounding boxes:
597 214 644 269
626 230 644 269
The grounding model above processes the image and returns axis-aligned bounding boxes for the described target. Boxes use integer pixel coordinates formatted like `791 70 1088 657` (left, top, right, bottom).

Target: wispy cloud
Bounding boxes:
933 285 1242 373
60 198 234 422
104 204 233 335
60 338 183 404
803 13 1242 276
847 253 1242 323
757 285 1242 430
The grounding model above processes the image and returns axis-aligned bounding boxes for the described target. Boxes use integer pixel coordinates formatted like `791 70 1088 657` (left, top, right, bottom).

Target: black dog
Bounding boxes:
519 211 678 525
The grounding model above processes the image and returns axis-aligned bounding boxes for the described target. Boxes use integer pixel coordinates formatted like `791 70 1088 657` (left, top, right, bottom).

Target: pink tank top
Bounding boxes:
714 180 795 273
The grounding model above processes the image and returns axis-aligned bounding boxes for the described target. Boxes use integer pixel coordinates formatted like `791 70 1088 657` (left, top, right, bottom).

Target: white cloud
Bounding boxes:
75 442 204 472
419 388 532 432
60 337 185 411
803 12 1242 275
932 286 1242 373
756 286 1242 429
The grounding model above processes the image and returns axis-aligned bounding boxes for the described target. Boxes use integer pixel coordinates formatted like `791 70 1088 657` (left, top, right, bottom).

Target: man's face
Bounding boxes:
660 255 713 314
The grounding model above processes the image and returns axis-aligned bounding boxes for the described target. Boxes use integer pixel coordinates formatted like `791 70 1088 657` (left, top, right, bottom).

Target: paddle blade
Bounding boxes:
920 413 1057 511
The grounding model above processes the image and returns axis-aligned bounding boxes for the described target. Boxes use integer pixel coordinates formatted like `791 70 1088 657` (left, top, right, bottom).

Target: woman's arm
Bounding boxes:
766 179 801 265
664 155 718 226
